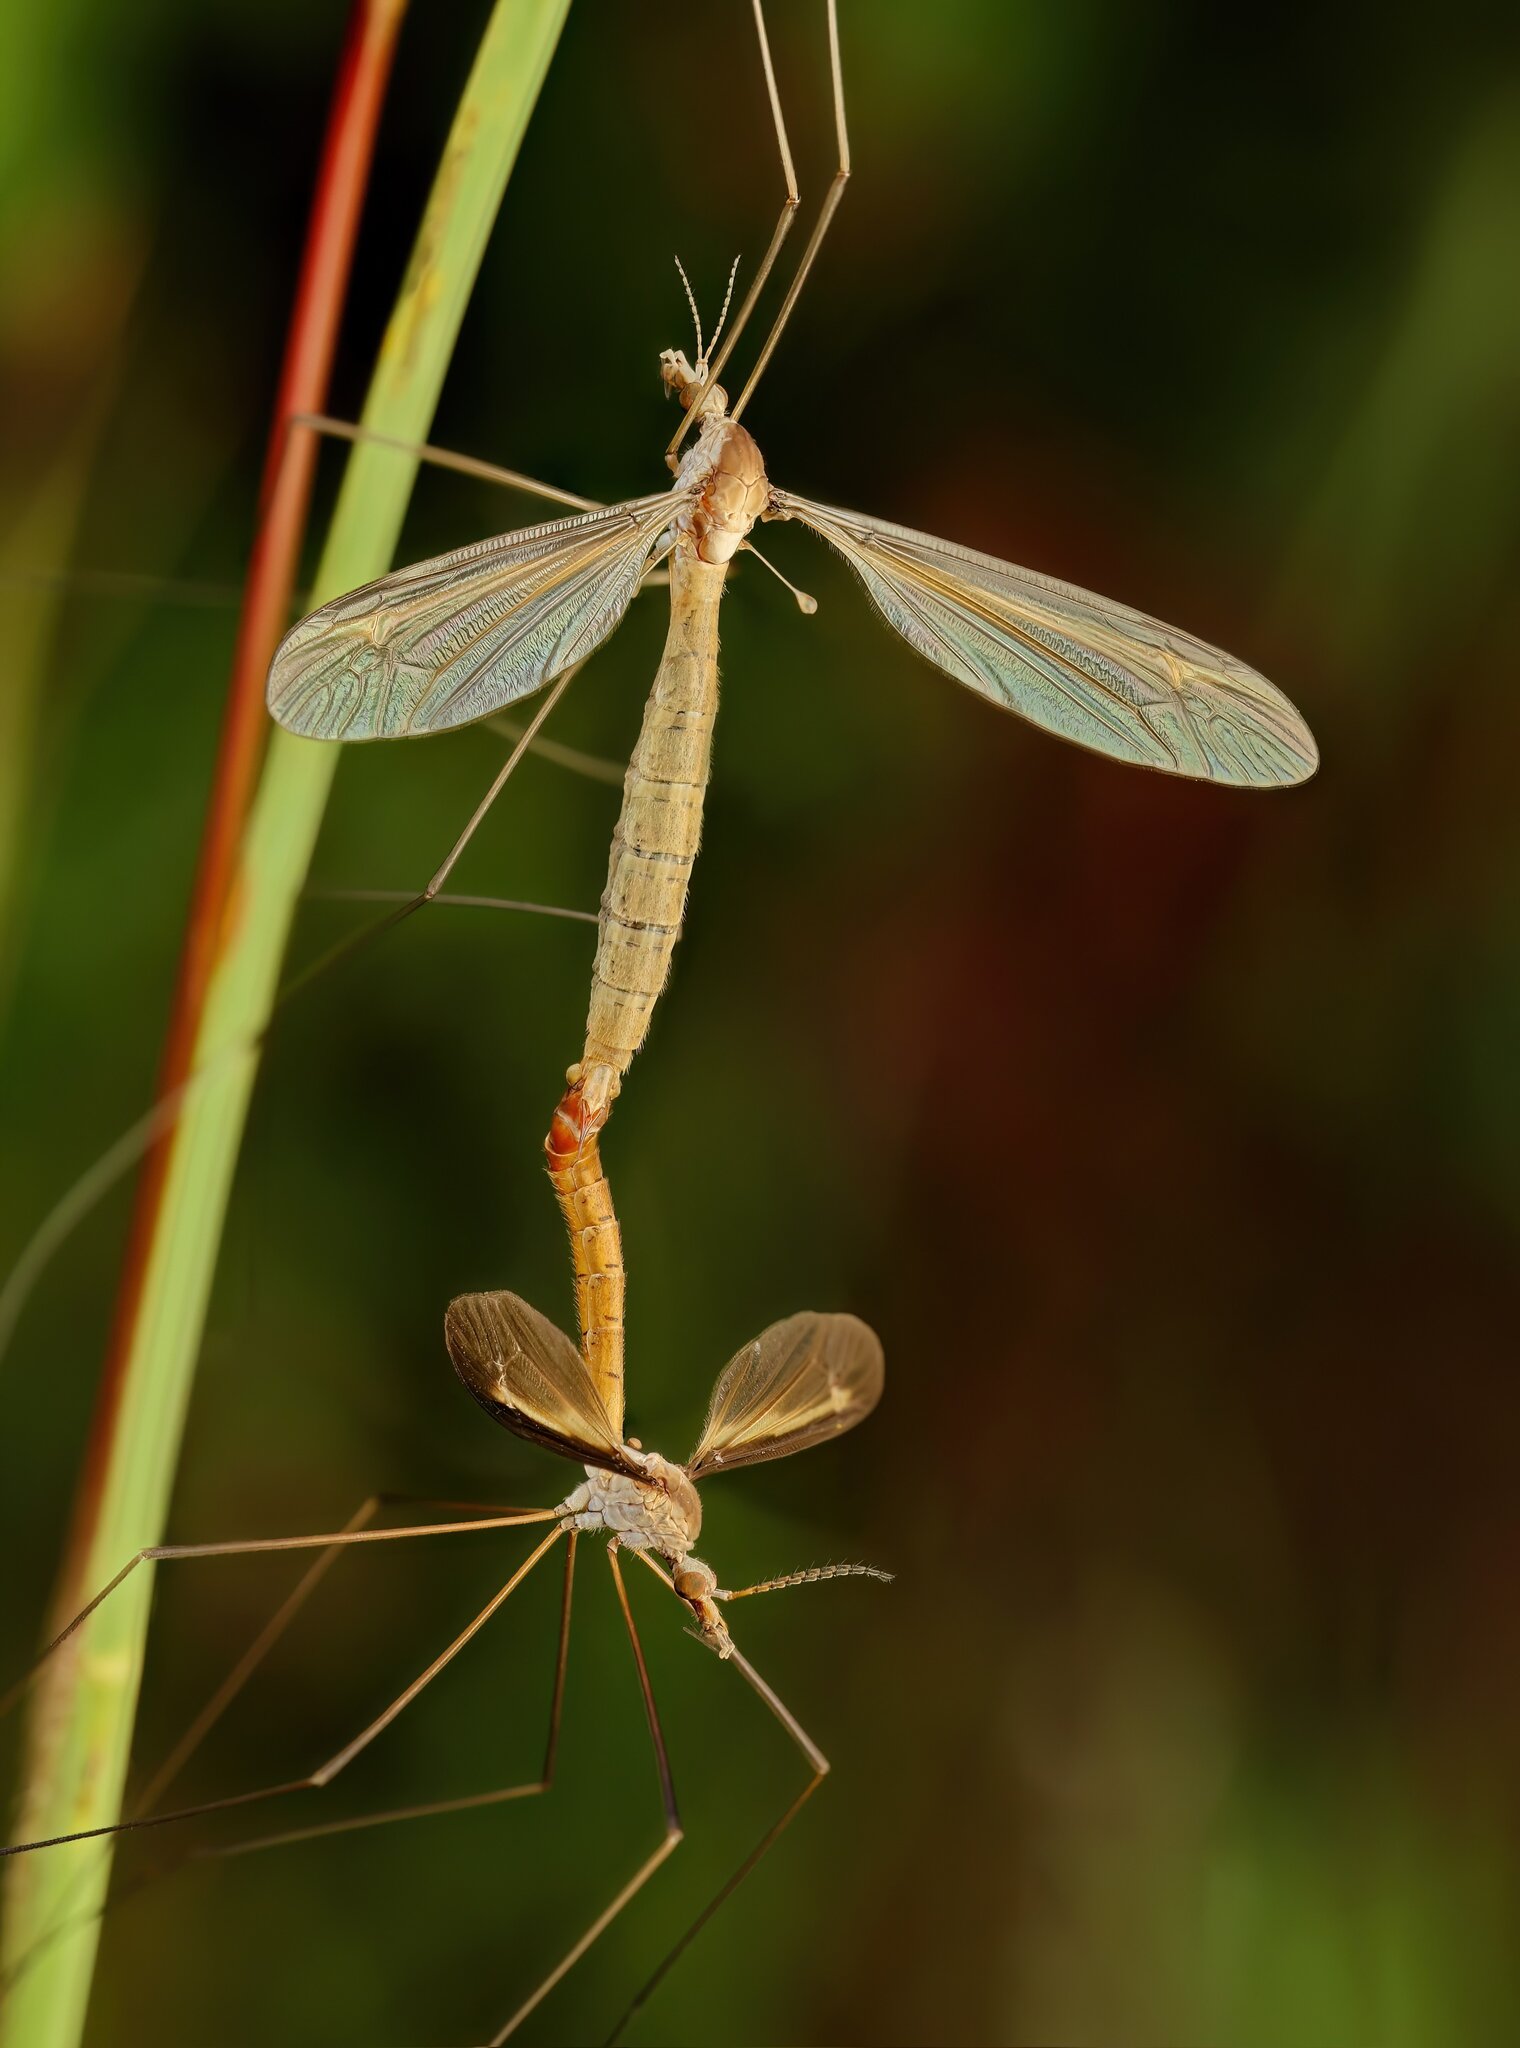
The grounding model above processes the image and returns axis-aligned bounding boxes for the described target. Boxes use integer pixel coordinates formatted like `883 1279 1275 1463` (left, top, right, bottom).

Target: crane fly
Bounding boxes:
265 0 1318 1140
1 1284 887 2042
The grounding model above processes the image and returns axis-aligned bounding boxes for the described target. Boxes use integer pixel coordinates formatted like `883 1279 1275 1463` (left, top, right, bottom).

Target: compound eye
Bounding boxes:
675 1562 715 1601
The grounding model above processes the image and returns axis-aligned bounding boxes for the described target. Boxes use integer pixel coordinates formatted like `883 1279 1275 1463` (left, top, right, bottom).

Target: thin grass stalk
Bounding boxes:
0 4 571 2041
65 0 412 1649
1 0 411 2026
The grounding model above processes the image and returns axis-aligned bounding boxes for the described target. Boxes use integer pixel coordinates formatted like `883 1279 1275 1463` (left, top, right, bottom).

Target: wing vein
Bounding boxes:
775 491 1317 787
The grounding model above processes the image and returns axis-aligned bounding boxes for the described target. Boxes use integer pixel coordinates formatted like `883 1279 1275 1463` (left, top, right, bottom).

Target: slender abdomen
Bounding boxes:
580 547 728 1113
545 1081 624 1435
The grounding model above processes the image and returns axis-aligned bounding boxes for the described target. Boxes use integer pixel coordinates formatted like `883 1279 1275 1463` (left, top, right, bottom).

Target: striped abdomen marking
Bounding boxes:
580 547 729 1114
544 1080 624 1435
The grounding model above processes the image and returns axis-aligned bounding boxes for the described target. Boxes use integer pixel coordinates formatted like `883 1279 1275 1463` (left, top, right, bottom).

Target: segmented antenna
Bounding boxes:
720 1562 893 1601
706 255 743 360
673 254 704 364
673 254 743 371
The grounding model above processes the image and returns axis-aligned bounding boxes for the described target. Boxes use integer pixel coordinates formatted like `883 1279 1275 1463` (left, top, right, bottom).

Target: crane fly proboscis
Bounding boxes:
265 0 1318 1172
1 1259 889 2042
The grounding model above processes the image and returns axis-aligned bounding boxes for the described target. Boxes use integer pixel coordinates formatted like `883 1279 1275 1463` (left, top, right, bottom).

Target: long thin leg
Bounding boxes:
3 1500 444 1996
2 1529 580 2002
306 887 598 926
664 0 801 460
482 714 625 787
729 0 850 425
488 1545 683 2045
1 1521 560 1854
272 665 582 1010
288 412 599 513
199 1527 579 1861
132 1495 531 1819
604 1555 830 2045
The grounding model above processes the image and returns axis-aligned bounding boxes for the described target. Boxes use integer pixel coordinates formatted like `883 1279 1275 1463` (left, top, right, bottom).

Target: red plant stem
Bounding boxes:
56 0 409 1616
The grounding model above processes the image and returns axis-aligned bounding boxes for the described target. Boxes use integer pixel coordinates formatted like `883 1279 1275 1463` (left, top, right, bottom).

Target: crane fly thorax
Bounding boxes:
670 416 769 568
556 1449 703 1559
659 347 767 564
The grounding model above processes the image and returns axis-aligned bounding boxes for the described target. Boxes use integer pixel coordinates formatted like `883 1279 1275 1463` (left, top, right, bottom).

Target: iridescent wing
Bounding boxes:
444 1290 641 1477
772 492 1317 787
267 491 684 741
686 1312 884 1479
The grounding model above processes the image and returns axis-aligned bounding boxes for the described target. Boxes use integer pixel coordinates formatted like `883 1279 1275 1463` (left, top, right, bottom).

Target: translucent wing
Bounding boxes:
444 1290 640 1477
773 492 1317 787
686 1312 884 1480
267 491 684 741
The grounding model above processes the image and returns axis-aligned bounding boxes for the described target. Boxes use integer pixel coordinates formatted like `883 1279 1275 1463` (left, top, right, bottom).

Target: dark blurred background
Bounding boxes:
3 3 1518 2043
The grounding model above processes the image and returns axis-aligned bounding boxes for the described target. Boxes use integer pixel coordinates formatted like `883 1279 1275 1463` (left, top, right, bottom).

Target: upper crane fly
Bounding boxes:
265 0 1317 1129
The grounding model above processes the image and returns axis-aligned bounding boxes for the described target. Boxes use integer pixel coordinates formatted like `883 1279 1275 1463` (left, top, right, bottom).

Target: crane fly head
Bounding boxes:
658 347 723 415
661 253 741 419
673 1554 734 1658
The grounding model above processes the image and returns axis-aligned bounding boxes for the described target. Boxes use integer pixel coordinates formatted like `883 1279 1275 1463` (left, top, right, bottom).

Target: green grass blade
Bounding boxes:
0 5 572 2043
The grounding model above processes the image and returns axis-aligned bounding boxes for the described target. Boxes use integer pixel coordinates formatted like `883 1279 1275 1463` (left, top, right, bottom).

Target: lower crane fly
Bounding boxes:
1 1293 887 2042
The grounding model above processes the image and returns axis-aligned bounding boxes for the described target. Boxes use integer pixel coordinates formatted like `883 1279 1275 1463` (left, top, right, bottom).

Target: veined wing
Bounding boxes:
773 492 1317 787
267 492 684 741
686 1313 884 1480
444 1290 641 1477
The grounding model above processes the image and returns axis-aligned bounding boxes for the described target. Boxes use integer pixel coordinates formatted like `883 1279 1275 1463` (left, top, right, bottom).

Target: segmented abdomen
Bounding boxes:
580 548 728 1114
544 1082 624 1435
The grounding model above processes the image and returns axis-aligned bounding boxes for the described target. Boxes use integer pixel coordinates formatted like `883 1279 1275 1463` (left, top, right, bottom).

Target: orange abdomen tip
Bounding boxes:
544 1082 606 1171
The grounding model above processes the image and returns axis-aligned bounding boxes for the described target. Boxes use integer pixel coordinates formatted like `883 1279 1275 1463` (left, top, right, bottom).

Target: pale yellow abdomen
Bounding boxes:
580 547 728 1111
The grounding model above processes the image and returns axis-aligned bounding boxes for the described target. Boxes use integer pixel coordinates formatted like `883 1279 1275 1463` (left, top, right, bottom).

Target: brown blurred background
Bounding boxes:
2 2 1518 2042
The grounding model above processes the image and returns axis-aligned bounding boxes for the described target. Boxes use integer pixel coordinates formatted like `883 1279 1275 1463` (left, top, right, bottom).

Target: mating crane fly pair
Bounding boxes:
4 0 1319 2041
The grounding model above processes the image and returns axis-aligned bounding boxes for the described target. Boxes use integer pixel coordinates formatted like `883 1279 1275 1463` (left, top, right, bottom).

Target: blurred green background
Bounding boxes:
3 2 1518 2043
